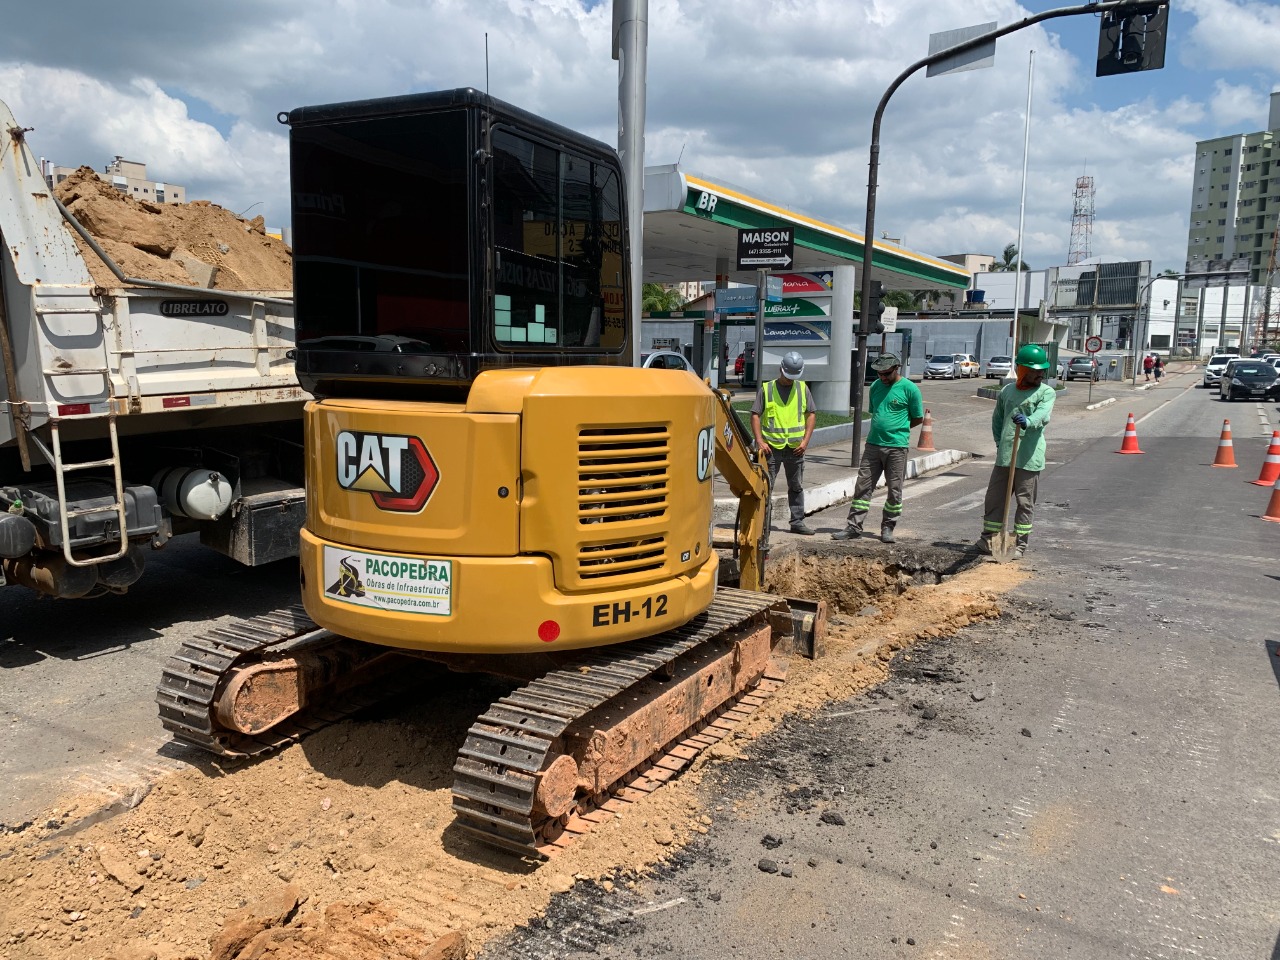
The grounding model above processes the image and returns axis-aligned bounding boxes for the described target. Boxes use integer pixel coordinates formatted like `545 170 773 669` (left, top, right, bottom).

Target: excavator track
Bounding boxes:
155 605 399 758
451 588 790 858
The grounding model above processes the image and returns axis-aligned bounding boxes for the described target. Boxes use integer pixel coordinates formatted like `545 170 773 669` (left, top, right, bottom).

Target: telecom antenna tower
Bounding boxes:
1067 174 1095 265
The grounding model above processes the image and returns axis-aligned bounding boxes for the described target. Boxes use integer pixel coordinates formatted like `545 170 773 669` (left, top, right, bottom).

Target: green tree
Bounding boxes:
882 290 916 311
991 243 1030 272
642 282 685 312
910 289 947 309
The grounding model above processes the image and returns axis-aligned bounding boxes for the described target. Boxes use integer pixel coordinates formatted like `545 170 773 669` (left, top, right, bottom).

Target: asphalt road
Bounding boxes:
3 365 1278 959
489 374 1280 959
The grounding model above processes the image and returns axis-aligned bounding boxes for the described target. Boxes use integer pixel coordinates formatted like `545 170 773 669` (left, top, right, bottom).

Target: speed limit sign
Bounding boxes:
1085 335 1103 354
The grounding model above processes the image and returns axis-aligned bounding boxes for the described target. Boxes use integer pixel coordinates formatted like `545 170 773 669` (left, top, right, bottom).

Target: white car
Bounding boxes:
954 353 981 378
640 349 693 372
1202 353 1236 388
984 355 1013 379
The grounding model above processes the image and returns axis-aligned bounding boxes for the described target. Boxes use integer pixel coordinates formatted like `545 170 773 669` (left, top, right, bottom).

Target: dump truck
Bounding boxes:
157 88 818 858
0 100 306 598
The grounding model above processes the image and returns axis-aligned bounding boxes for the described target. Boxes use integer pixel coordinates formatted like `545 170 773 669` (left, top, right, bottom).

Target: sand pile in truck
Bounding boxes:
53 168 292 292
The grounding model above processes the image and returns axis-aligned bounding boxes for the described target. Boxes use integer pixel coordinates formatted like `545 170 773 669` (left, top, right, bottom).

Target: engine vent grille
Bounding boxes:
576 425 670 580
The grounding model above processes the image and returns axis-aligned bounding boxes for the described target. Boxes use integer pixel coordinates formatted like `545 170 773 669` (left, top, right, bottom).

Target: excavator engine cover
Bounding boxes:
300 366 720 655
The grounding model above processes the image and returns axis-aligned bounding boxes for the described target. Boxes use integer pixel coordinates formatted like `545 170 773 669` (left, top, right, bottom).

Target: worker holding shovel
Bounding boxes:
974 344 1056 561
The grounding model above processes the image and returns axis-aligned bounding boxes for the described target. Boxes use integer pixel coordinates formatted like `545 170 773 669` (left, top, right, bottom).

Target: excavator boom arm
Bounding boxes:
711 387 771 591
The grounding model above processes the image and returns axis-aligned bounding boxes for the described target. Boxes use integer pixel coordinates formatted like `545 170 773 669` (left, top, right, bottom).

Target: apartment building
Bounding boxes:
45 156 186 204
1185 92 1280 286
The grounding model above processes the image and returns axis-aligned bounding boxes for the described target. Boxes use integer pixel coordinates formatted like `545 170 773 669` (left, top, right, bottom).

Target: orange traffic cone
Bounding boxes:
1263 476 1280 523
1211 419 1237 468
1250 431 1280 486
1116 413 1144 454
917 409 936 451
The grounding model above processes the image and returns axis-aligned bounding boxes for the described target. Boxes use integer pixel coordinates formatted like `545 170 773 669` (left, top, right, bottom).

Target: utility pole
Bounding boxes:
850 0 1168 466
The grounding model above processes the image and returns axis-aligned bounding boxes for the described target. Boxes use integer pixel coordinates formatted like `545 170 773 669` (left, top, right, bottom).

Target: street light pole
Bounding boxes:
1130 272 1186 385
849 0 1142 468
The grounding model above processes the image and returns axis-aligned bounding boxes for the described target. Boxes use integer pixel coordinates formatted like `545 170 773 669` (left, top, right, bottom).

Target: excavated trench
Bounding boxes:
0 545 1014 960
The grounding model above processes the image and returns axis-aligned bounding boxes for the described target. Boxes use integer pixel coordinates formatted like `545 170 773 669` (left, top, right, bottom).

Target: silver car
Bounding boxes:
924 355 958 379
985 355 1013 379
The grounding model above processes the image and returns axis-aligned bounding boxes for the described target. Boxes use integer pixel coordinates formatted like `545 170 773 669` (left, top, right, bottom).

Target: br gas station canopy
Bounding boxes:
642 165 970 291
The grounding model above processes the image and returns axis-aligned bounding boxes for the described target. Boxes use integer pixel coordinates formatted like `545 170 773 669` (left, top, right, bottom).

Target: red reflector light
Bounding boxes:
57 403 90 416
537 620 561 643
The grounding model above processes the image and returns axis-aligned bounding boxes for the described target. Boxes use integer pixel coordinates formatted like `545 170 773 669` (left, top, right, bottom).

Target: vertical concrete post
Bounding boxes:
814 265 856 412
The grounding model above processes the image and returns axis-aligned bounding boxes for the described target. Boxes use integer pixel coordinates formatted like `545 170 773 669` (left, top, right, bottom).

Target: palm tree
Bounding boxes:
990 243 1030 272
882 290 916 311
642 282 685 312
910 289 947 310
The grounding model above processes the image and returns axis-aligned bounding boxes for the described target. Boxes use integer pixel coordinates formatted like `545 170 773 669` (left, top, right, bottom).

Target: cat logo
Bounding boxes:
336 431 439 512
696 425 714 482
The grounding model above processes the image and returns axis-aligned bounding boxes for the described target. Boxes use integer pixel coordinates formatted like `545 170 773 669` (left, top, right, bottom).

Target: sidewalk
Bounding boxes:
713 361 1200 528
712 442 972 525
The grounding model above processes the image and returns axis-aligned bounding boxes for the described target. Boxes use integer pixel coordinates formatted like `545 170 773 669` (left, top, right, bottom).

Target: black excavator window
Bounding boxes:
291 108 473 360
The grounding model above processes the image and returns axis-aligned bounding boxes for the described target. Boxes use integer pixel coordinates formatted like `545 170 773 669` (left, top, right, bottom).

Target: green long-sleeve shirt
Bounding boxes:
992 381 1055 471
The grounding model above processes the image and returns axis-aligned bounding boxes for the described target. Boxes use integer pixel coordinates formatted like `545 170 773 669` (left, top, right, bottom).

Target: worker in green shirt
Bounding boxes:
832 353 924 543
974 343 1056 560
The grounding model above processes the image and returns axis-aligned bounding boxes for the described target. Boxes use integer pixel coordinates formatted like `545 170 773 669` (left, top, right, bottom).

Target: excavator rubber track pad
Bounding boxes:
451 588 788 859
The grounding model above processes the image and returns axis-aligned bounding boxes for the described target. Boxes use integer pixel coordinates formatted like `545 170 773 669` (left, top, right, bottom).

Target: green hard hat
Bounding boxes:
1015 344 1050 369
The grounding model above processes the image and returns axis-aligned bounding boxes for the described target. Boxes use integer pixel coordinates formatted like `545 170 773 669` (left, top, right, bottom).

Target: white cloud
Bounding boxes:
1206 80 1269 130
0 0 1258 273
1181 0 1280 72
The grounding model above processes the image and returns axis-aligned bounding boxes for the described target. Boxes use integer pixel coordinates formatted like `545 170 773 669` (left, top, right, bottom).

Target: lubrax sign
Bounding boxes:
737 227 794 270
160 300 230 317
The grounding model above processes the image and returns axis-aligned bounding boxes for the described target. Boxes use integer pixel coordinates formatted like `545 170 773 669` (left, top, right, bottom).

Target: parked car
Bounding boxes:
640 350 693 373
924 355 959 379
1065 356 1100 382
984 355 1013 379
954 353 981 378
1202 353 1236 388
734 352 745 377
1270 357 1280 374
1218 360 1280 401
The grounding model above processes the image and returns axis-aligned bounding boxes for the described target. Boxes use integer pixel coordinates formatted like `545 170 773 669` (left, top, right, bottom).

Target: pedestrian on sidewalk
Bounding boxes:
1143 353 1154 382
751 351 817 535
974 344 1056 560
831 353 924 544
1153 354 1164 383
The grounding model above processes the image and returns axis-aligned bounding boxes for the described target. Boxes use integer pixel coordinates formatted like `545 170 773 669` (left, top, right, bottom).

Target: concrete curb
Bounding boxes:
713 448 973 523
1085 396 1117 410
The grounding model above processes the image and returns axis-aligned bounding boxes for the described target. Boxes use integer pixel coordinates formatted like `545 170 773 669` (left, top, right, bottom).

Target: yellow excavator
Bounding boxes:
158 88 818 857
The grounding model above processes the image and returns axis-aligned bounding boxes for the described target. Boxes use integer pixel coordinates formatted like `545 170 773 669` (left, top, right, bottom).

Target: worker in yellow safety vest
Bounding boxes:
751 351 817 535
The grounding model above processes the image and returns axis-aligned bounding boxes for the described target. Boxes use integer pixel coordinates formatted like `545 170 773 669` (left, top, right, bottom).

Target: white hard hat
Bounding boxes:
780 351 805 378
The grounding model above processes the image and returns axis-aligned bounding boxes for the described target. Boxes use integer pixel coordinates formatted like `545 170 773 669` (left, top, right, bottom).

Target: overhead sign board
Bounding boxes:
714 287 758 313
1183 257 1251 290
926 22 997 77
737 228 794 270
778 272 833 295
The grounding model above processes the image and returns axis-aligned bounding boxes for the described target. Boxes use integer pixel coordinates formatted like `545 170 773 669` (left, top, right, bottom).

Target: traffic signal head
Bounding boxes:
864 280 886 335
1097 2 1168 77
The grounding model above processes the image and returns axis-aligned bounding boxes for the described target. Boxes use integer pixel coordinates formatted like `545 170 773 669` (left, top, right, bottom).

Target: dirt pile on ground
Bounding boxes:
53 168 292 291
0 554 1022 960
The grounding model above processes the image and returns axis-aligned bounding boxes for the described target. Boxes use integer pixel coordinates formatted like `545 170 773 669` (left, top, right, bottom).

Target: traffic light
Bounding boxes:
864 280 886 335
1096 2 1168 77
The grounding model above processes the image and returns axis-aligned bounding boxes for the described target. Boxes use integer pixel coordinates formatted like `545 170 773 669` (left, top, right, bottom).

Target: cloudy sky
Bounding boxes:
1 0 1276 276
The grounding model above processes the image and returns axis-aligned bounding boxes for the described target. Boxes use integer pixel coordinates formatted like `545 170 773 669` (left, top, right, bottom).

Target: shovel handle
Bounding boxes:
1000 423 1022 537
